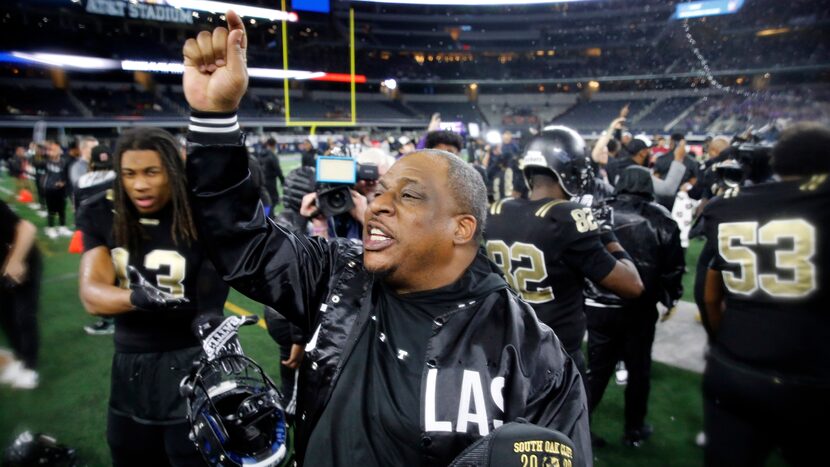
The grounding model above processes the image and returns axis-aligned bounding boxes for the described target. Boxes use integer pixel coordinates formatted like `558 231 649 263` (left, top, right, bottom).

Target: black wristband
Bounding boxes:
611 249 633 263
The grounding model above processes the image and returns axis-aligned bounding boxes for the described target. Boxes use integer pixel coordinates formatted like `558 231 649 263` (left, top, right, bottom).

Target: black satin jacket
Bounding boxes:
186 133 591 466
586 193 685 309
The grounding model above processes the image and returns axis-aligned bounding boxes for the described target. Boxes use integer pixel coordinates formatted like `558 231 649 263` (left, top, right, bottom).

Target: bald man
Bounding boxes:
181 12 591 466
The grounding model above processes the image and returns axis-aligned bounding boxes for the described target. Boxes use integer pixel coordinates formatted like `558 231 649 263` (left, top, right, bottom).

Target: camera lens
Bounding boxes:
328 189 348 210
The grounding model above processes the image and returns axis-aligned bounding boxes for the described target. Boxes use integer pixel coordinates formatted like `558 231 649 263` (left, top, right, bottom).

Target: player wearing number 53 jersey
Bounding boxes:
701 123 830 467
77 128 229 467
485 127 643 373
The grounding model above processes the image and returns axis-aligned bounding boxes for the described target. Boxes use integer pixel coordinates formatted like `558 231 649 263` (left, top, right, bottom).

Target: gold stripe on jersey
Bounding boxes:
535 200 566 218
139 218 161 226
490 198 510 216
723 187 741 199
800 174 827 192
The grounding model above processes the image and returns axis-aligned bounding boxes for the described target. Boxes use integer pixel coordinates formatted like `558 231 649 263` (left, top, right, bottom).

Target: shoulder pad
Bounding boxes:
539 200 583 220
545 200 602 236
488 197 523 216
799 174 829 192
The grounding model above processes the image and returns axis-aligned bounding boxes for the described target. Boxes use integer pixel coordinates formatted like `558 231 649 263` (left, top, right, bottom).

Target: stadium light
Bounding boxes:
2 52 367 82
352 0 588 5
381 78 398 90
121 60 185 73
250 69 324 80
485 130 502 145
756 27 790 37
122 60 321 79
9 52 119 70
160 0 299 22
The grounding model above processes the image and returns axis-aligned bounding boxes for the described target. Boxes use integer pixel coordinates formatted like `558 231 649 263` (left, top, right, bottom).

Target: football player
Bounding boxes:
485 126 643 373
701 122 830 466
77 127 229 466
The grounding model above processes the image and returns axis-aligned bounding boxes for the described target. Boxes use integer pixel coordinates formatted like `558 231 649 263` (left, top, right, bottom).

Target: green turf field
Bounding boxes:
0 163 776 466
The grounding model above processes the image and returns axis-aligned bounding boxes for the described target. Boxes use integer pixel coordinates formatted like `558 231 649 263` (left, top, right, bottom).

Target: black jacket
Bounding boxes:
258 148 284 201
186 128 591 466
247 152 272 208
586 193 685 309
42 157 69 193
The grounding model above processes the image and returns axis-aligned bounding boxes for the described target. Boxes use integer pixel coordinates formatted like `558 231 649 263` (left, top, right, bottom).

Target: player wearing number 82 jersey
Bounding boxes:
77 127 229 466
485 126 643 373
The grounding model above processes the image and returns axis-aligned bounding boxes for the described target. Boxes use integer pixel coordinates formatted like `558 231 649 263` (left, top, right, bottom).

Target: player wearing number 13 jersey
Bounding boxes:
77 128 229 467
485 127 643 374
700 123 830 467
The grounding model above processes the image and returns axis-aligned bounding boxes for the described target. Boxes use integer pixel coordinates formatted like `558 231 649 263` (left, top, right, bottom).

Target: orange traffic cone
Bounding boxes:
68 230 84 254
17 189 33 203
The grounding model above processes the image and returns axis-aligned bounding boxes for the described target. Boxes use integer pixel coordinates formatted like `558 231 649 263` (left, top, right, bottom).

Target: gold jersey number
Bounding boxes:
717 219 816 298
111 247 187 298
571 208 599 233
486 240 554 303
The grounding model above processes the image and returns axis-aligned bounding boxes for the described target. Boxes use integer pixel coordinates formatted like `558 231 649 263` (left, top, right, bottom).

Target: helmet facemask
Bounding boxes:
181 316 288 467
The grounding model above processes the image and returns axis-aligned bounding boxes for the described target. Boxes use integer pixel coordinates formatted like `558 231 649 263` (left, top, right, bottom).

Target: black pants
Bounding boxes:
108 411 204 467
486 167 505 200
264 307 299 416
108 348 203 466
266 186 280 207
0 252 41 369
44 189 66 227
703 351 830 467
586 303 657 432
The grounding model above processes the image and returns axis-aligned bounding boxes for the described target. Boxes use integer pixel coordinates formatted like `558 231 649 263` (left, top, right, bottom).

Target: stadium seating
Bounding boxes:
73 86 177 117
0 84 81 117
552 99 654 132
636 97 701 132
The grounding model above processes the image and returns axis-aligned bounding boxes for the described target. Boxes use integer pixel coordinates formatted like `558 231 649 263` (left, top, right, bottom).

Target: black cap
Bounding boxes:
627 138 651 156
90 145 112 171
449 420 578 467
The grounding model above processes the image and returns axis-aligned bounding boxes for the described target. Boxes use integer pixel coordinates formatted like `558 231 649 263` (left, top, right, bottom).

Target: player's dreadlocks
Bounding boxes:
112 127 197 256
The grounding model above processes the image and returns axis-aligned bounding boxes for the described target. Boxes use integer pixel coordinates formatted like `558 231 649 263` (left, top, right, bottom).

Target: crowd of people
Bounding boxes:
0 10 828 467
680 88 830 135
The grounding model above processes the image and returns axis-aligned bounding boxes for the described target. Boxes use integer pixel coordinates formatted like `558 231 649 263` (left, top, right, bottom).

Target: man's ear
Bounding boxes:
453 214 477 245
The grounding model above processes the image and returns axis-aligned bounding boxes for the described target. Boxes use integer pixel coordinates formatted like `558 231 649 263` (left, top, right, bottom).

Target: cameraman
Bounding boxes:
299 148 392 240
300 190 366 240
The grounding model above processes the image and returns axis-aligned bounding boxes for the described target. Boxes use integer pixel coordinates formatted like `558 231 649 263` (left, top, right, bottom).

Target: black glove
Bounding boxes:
128 265 189 312
593 204 618 245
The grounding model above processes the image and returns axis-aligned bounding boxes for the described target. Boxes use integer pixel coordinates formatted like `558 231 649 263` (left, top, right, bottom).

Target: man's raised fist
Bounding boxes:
182 10 248 113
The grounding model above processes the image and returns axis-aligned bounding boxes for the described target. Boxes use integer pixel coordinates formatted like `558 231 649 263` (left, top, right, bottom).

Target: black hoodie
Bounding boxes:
306 253 506 466
186 118 592 467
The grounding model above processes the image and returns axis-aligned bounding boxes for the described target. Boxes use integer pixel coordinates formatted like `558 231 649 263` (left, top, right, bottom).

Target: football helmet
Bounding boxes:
521 125 592 196
2 432 78 467
180 315 288 467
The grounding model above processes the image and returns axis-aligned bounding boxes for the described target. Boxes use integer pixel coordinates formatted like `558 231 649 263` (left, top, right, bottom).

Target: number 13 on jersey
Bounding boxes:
111 247 187 298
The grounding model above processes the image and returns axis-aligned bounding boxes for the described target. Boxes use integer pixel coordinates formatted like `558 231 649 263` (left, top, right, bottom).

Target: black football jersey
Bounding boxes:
702 175 830 380
485 198 617 351
77 194 229 353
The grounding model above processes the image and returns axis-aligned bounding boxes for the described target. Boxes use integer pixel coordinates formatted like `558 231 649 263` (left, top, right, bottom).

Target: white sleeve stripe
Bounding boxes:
190 115 238 125
188 123 240 133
